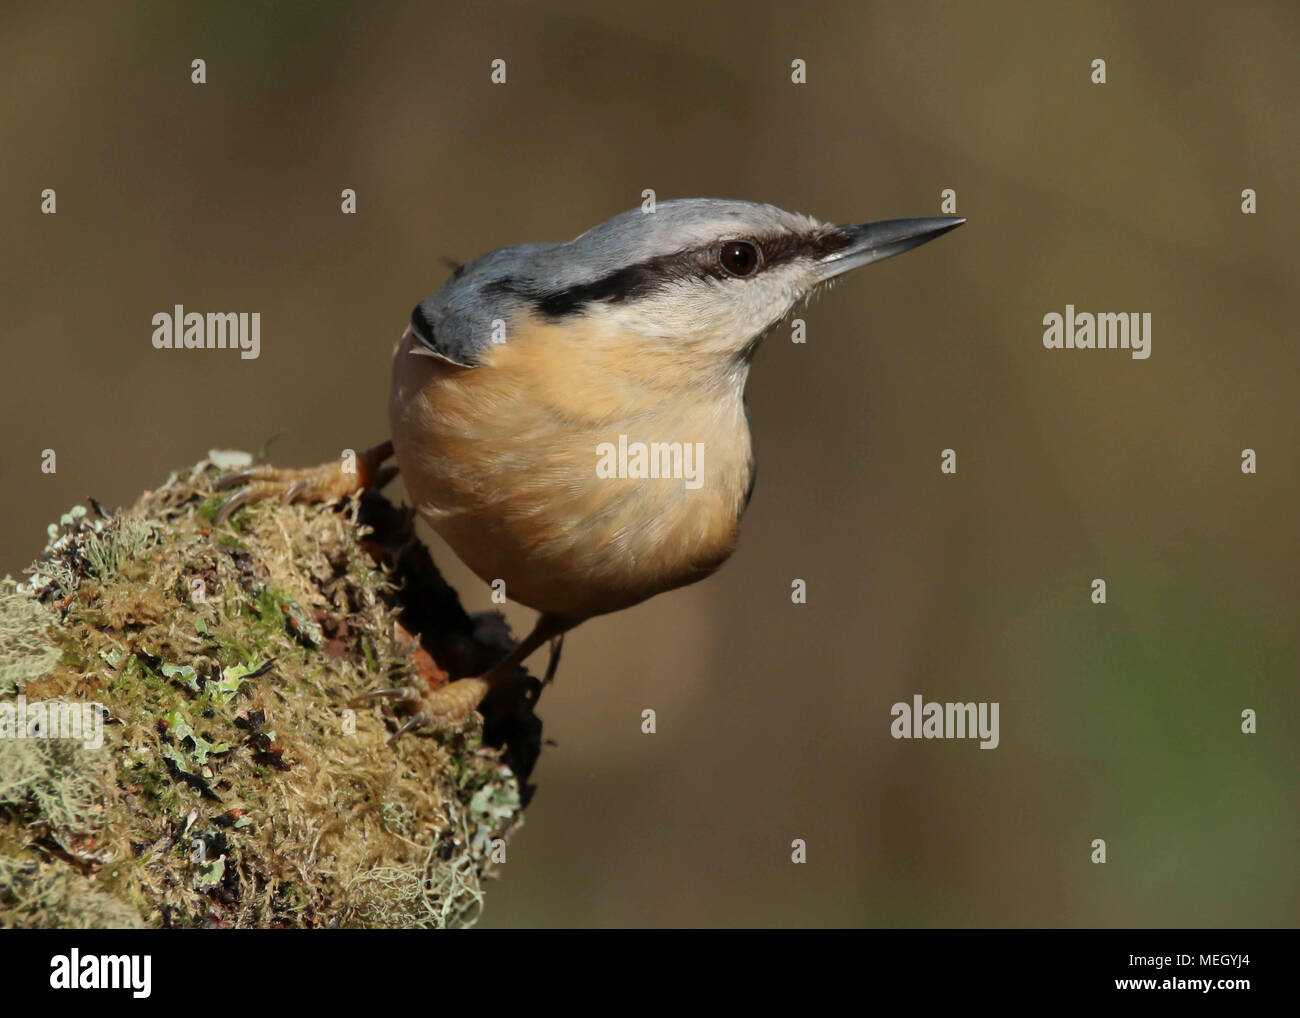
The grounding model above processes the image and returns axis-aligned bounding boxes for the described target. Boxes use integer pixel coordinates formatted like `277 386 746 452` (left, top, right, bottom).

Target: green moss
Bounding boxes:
0 455 528 929
195 496 225 523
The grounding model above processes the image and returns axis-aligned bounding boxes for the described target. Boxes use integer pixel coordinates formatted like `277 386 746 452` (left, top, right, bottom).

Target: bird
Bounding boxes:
217 199 964 733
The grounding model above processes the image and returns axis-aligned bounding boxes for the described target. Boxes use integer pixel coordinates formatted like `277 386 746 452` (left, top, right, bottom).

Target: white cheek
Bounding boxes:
720 264 811 337
586 263 813 350
591 289 712 341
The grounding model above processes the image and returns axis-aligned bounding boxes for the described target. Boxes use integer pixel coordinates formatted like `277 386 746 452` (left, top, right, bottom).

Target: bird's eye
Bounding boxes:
718 241 760 277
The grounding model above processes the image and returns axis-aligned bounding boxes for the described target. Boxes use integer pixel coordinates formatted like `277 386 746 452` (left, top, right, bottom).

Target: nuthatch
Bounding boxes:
220 199 963 731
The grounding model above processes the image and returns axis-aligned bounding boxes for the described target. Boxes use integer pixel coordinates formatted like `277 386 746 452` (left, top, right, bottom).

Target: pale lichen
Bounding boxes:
0 454 537 929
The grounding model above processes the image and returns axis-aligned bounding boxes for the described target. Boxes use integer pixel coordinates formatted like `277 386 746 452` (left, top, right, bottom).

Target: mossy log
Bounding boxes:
0 453 541 929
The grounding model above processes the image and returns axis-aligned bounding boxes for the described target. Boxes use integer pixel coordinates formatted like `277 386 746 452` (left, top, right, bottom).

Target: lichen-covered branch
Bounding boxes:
0 453 539 929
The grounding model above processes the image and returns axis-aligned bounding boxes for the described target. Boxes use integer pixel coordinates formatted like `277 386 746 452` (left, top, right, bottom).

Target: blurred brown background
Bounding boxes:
2 0 1296 927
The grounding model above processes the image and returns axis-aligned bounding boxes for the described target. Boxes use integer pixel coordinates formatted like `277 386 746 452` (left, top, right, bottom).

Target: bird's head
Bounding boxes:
410 199 964 369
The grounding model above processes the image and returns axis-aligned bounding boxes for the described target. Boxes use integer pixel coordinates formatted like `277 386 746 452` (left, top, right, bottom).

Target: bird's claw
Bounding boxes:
347 686 421 708
209 442 396 526
350 678 491 743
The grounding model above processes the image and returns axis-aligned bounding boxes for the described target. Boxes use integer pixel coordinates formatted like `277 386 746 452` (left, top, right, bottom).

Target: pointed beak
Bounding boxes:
815 216 965 282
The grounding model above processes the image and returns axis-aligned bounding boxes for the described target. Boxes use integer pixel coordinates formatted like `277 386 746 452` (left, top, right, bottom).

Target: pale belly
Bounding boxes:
389 328 754 620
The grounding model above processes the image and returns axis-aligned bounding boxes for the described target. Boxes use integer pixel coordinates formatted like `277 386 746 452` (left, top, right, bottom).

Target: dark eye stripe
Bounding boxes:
755 228 852 267
508 226 853 319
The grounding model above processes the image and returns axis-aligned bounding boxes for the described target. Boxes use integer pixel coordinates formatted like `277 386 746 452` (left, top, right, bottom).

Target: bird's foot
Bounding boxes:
352 612 571 743
350 677 490 741
214 440 395 524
